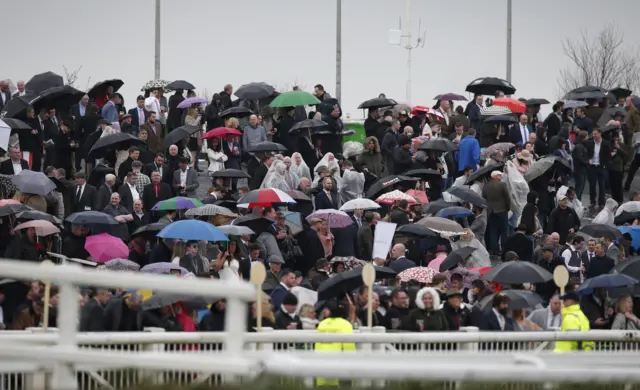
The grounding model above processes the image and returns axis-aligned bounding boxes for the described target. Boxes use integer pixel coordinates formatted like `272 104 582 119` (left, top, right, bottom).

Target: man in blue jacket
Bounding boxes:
457 128 480 174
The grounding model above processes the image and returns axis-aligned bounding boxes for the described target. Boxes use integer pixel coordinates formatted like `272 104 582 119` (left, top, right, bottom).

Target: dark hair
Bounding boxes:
572 235 585 245
468 128 476 137
314 84 324 91
455 106 464 115
492 294 510 308
137 95 145 101
262 206 274 217
398 199 408 209
391 288 408 299
326 298 348 319
179 156 189 164
249 243 261 252
463 166 474 173
280 268 294 279
363 211 374 223
109 93 119 100
129 146 140 154
155 152 164 158
343 160 353 168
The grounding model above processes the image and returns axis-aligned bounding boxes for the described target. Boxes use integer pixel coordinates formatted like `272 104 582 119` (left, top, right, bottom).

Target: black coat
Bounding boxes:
62 234 90 260
392 146 413 174
547 206 581 244
0 159 29 175
441 302 472 330
79 298 106 332
331 224 358 257
502 232 534 262
95 184 113 211
71 183 97 213
141 182 173 213
118 184 135 213
198 304 226 331
249 162 268 190
314 190 339 210
274 308 303 330
298 228 325 276
585 139 613 167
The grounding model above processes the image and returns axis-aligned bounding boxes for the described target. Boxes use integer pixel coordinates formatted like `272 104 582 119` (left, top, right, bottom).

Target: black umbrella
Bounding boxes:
49 177 69 192
25 71 64 94
396 224 438 237
599 124 619 134
163 125 200 148
580 223 622 240
357 97 398 109
65 211 118 226
89 132 145 158
465 163 504 185
483 115 517 124
220 106 253 118
0 95 33 118
418 138 459 153
483 260 553 284
609 87 633 100
422 199 458 215
211 169 251 179
563 86 608 101
365 175 418 199
87 79 124 99
403 168 442 180
1 118 30 130
612 257 640 280
247 141 287 153
597 107 627 127
131 222 169 240
439 247 478 272
234 82 276 100
232 214 274 235
445 187 487 208
166 80 196 91
215 200 238 212
289 119 327 132
16 210 62 225
478 290 544 311
30 85 85 112
614 211 640 225
465 77 516 96
0 203 31 218
317 266 397 301
525 98 550 106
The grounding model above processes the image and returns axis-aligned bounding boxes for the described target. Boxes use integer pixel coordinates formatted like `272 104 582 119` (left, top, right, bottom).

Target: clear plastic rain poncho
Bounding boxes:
592 198 618 226
502 160 529 215
260 161 292 192
290 152 311 180
339 169 365 203
440 230 491 268
556 185 584 220
312 152 342 188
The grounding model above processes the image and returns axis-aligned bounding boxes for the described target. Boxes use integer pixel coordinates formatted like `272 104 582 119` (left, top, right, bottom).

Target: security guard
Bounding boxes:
554 291 594 352
314 299 356 386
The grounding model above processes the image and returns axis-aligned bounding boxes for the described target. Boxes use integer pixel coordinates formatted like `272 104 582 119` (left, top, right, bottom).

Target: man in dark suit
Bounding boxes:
479 294 516 331
71 171 97 213
79 288 109 332
24 108 48 171
119 172 139 213
357 211 375 260
0 146 30 174
129 199 151 236
222 134 242 169
314 176 339 210
140 111 163 154
117 147 141 183
128 95 148 133
388 243 416 273
269 269 296 309
144 153 170 183
172 157 199 197
95 174 116 211
70 94 89 121
508 114 533 146
142 171 173 215
0 81 11 110
248 154 270 190
585 129 612 207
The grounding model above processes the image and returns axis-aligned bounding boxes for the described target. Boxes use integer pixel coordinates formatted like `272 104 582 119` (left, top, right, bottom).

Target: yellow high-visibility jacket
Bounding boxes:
554 304 594 352
314 317 356 386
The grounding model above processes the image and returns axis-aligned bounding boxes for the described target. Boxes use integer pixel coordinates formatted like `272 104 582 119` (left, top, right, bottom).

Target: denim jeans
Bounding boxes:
587 165 607 206
485 211 509 254
574 170 587 200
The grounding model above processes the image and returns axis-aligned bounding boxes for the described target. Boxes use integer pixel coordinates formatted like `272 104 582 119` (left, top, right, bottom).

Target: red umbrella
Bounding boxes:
411 105 444 119
202 127 243 140
237 188 296 208
492 98 526 114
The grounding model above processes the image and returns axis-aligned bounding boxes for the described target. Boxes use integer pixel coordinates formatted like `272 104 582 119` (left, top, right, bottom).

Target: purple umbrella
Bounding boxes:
140 262 189 275
177 97 208 109
151 196 204 211
307 209 354 228
434 93 468 101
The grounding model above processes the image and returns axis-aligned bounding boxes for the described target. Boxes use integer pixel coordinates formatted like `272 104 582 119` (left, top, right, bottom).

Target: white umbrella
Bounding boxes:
339 198 380 212
615 201 640 216
0 120 10 152
480 106 512 116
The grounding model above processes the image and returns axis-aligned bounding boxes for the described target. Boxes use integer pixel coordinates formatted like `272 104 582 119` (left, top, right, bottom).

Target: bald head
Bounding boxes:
391 244 406 259
550 233 560 245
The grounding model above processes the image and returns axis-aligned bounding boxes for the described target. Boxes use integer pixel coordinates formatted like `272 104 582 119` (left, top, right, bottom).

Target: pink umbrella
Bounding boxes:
427 252 447 272
306 209 354 228
13 220 60 236
0 199 21 207
85 233 128 263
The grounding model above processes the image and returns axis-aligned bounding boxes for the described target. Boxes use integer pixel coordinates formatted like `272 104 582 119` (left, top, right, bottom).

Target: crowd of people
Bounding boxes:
0 75 640 348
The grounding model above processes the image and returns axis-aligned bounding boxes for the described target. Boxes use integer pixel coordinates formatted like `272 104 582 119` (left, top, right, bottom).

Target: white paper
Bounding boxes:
0 121 10 152
290 286 317 314
372 221 397 260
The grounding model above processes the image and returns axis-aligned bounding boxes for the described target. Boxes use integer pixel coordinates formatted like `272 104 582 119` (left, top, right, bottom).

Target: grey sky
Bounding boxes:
4 0 640 116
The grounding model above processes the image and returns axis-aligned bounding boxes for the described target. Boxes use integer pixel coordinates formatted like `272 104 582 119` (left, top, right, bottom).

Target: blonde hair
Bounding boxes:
226 117 240 129
187 107 197 117
254 296 275 323
615 295 633 313
298 304 315 319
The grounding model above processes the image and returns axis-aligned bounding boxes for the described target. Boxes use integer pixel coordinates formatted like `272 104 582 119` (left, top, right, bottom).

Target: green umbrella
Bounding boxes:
151 196 204 211
269 90 320 108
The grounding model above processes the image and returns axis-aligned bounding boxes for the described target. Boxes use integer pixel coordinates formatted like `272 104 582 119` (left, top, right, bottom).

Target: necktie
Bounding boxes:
76 185 82 201
521 125 527 143
154 184 159 197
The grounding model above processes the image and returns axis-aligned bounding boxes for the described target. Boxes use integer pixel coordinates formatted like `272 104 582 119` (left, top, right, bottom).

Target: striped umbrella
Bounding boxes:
152 197 204 211
237 188 296 208
480 105 512 116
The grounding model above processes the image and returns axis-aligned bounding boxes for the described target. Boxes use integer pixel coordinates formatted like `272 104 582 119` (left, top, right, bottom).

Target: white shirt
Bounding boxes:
12 161 22 174
128 183 140 201
546 307 561 329
592 140 601 165
144 97 161 116
180 169 188 188
561 245 581 273
520 124 528 143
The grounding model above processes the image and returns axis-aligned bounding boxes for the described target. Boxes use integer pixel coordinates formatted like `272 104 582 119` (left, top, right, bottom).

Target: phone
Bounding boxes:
219 242 228 252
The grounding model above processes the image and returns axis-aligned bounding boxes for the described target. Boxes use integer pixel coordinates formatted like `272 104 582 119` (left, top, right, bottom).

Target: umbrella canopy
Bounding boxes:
246 141 287 153
286 190 312 203
578 274 638 292
0 203 31 218
217 225 255 236
597 107 627 127
210 168 250 179
157 220 228 241
358 97 398 109
26 71 64 94
202 127 243 140
403 168 442 180
365 175 419 199
482 142 516 158
152 196 203 211
418 138 459 153
235 82 276 100
177 97 208 109
465 163 504 185
140 262 189 275
141 79 170 92
523 156 571 182
482 260 553 284
438 247 478 272
478 290 544 311
483 115 517 125
609 87 633 99
444 187 487 207
395 224 438 237
13 220 60 236
85 233 128 263
422 200 459 215
166 80 196 91
329 257 367 274
66 211 118 226
397 267 437 284
525 98 550 106
163 125 201 148
269 90 320 108
434 93 467 101
480 105 513 116
614 210 640 225
87 79 124 99
465 77 516 95
563 86 608 101
307 209 354 228
612 258 640 280
11 170 56 195
185 204 236 218
131 222 169 240
563 100 588 109
339 198 380 212
435 206 473 219
317 266 397 301
416 216 464 233
411 105 444 119
105 258 140 272
616 201 640 216
237 188 296 208
29 85 84 113
232 214 274 235
376 190 417 205
0 118 30 130
290 119 327 132
580 223 622 240
89 132 144 158
219 106 253 118
16 209 62 225
492 98 526 114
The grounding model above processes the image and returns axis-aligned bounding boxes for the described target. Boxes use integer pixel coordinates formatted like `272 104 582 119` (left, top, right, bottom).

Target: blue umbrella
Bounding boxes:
283 211 303 235
157 220 228 241
578 274 638 293
435 206 473 219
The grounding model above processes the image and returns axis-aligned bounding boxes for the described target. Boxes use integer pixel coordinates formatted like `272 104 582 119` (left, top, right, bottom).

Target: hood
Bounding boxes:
415 287 441 310
364 136 380 153
604 198 618 213
317 317 352 333
526 191 538 204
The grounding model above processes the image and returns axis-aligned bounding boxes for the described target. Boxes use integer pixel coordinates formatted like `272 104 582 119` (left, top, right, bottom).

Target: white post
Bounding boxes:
371 326 387 388
154 0 161 79
356 327 373 388
222 295 247 383
404 0 412 102
139 327 166 385
458 326 479 352
51 281 79 390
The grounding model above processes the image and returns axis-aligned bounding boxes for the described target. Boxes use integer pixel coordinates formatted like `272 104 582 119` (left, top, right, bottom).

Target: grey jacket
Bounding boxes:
527 307 562 330
172 168 199 197
469 213 487 246
242 125 267 153
606 244 620 265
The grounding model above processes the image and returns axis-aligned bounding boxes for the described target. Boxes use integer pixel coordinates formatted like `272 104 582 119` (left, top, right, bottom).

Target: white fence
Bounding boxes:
1 259 640 390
